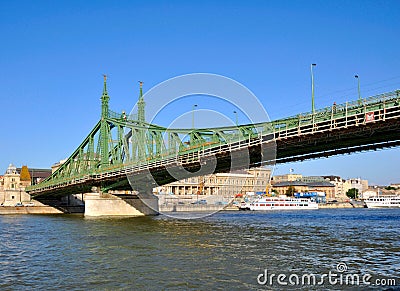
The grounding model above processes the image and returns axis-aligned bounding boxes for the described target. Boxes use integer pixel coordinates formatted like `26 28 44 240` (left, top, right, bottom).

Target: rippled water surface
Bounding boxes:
0 209 399 290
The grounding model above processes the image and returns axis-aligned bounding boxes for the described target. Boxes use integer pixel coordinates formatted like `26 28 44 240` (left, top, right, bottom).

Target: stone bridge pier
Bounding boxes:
84 189 159 217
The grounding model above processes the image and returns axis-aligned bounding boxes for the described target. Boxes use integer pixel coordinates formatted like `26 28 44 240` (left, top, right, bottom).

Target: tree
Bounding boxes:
385 186 397 191
271 189 279 196
346 188 359 199
285 185 296 196
20 165 31 181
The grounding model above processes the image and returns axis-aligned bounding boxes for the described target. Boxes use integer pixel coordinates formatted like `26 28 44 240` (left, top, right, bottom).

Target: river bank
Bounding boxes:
1 201 365 215
0 205 85 215
0 206 63 214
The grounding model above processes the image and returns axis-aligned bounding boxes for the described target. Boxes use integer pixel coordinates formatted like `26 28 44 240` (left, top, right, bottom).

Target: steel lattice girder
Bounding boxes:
26 89 400 196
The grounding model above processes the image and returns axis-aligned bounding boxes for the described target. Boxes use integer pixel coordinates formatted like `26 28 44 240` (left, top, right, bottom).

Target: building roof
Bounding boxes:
5 164 17 175
273 181 308 187
16 168 52 179
309 181 335 187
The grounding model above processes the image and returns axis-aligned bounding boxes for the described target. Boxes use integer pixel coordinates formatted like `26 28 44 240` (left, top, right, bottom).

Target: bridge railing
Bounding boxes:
268 89 400 135
269 89 400 140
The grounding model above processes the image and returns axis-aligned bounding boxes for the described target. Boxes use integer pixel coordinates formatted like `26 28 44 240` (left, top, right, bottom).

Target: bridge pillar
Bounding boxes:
84 191 159 217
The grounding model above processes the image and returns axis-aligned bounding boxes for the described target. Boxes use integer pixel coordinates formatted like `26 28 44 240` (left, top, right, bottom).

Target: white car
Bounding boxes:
23 202 35 207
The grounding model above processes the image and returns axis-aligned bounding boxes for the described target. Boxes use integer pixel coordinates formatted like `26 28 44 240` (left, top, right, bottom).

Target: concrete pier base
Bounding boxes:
84 192 159 217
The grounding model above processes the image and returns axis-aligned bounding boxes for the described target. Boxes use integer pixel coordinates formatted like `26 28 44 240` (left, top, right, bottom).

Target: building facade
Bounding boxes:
0 164 31 206
155 167 271 198
323 176 347 200
272 180 335 200
0 164 52 206
343 178 369 198
271 174 303 184
271 174 369 201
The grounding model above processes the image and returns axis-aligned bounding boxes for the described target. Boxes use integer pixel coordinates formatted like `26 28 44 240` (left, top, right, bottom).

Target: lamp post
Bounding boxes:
192 104 197 129
355 75 361 103
311 63 317 114
233 110 238 126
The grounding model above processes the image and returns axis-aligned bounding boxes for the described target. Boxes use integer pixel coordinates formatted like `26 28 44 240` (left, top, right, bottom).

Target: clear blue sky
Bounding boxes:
1 0 399 185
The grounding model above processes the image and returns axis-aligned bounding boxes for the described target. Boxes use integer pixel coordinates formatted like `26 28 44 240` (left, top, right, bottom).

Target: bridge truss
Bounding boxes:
26 79 400 197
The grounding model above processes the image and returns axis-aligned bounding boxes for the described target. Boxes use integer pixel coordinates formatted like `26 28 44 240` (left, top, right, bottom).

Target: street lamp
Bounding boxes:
192 104 197 129
355 75 361 103
311 63 317 114
233 110 238 126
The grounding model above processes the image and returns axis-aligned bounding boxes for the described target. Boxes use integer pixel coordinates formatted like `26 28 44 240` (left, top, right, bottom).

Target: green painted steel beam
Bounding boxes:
26 88 400 196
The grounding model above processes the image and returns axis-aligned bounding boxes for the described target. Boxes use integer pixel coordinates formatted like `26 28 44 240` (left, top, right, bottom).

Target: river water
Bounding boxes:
0 208 399 290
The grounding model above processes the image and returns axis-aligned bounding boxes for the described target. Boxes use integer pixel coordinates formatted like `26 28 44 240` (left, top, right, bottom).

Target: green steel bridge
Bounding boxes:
26 79 400 198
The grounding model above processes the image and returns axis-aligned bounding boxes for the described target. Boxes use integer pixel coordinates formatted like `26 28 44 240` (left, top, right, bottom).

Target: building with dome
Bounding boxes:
0 164 32 206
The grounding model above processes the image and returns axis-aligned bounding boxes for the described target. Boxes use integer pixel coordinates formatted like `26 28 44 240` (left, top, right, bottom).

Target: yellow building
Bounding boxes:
0 164 31 206
272 180 335 200
271 174 303 184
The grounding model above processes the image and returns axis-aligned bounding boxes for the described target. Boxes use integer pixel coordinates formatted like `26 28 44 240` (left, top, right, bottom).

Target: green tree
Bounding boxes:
346 188 359 199
385 186 397 191
285 185 296 196
20 165 31 181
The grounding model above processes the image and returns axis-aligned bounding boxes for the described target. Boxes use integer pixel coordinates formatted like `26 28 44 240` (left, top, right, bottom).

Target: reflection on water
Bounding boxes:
0 209 399 290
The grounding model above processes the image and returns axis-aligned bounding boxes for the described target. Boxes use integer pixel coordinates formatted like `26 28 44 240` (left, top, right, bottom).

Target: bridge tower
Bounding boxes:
134 81 148 162
100 75 110 168
137 81 145 123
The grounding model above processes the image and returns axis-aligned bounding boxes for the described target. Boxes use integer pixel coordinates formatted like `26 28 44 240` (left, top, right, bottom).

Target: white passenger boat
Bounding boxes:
249 197 318 210
364 195 400 208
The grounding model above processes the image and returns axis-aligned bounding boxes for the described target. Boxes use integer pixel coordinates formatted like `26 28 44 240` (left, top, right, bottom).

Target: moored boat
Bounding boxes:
364 195 400 208
239 201 251 210
249 197 318 210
